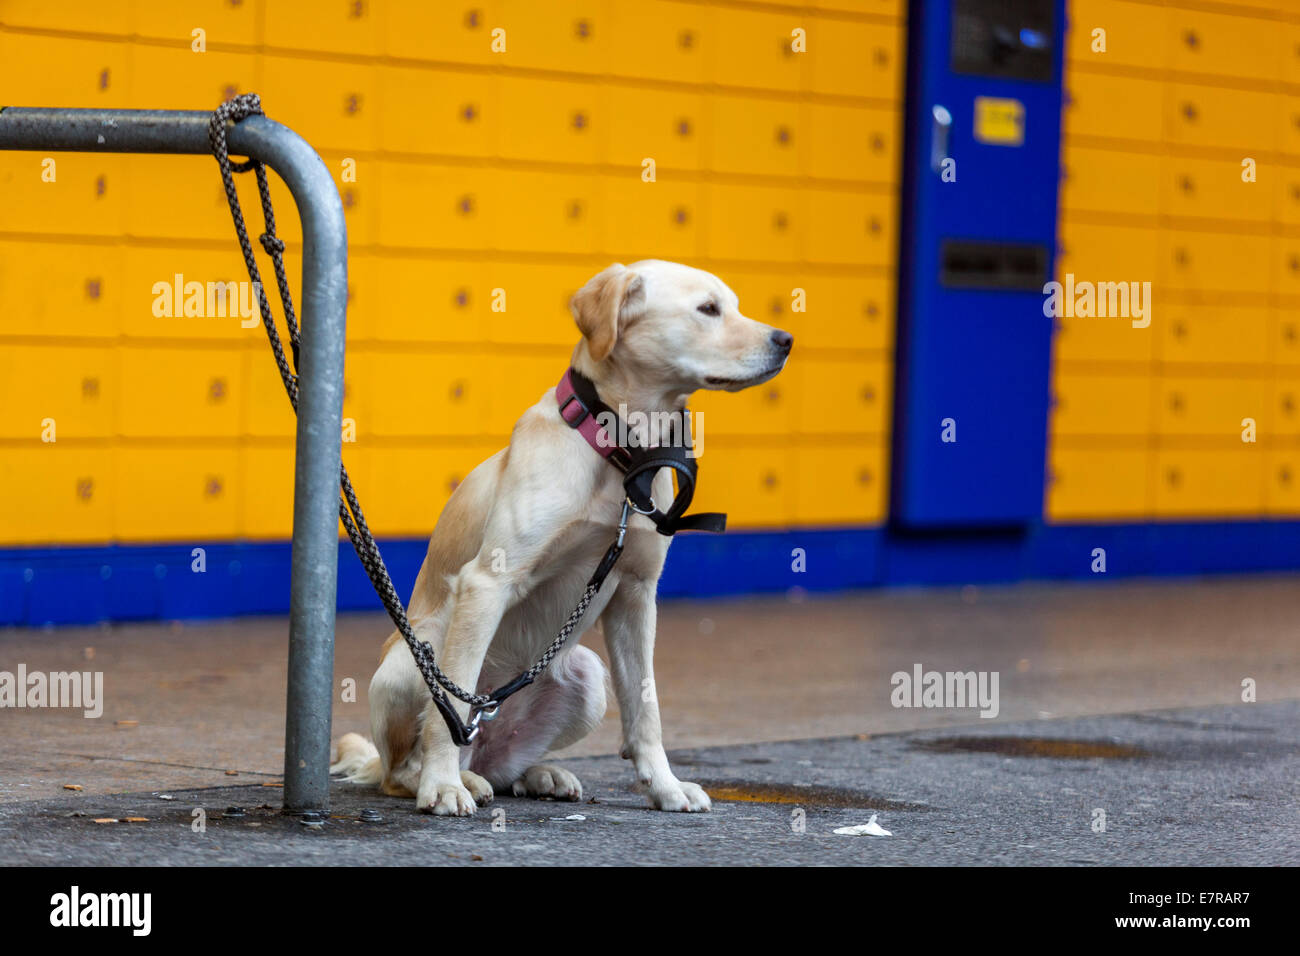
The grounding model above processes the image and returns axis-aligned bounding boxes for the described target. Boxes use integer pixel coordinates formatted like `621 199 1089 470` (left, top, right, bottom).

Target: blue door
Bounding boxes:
891 0 1066 528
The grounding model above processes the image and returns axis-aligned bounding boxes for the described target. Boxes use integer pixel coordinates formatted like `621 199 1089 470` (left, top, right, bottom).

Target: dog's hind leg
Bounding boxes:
467 645 607 801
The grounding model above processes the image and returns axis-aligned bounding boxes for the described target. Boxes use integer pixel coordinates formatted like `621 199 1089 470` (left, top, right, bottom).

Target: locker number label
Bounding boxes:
973 97 1025 147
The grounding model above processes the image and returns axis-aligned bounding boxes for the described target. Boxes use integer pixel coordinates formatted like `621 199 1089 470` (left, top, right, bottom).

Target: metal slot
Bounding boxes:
939 239 1048 290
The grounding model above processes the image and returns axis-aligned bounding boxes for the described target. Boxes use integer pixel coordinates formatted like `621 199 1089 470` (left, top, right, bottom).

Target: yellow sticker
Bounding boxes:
973 97 1025 146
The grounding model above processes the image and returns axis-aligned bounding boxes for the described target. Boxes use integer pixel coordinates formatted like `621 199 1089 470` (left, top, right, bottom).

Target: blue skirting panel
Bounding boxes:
4 521 1300 627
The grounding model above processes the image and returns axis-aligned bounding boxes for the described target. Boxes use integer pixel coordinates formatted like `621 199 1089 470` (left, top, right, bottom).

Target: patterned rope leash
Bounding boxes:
207 94 625 745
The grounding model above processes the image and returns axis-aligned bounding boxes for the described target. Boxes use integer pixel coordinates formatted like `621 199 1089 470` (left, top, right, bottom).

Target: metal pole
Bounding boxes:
0 107 347 813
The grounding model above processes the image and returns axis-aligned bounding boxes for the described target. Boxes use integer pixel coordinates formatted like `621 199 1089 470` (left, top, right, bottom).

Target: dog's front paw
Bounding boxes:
646 779 711 813
417 780 478 816
461 770 494 807
511 764 583 801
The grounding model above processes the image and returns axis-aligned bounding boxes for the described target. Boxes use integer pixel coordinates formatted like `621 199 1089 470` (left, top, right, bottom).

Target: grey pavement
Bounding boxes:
4 700 1296 866
6 575 1300 806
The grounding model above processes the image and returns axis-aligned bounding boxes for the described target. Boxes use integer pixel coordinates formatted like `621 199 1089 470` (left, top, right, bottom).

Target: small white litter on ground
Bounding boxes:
833 813 892 837
552 813 586 821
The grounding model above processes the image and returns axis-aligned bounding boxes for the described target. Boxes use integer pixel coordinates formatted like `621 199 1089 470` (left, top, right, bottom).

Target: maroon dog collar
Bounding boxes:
555 368 624 465
554 367 726 536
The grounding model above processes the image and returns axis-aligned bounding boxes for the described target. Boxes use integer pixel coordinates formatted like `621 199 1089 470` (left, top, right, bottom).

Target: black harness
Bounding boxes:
562 368 727 536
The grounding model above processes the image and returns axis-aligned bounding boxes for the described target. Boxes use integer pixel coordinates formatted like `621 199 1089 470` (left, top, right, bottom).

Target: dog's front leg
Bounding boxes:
415 562 508 816
602 577 711 812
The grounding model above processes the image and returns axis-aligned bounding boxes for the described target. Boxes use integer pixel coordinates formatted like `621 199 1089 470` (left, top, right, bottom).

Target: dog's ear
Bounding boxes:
570 263 644 362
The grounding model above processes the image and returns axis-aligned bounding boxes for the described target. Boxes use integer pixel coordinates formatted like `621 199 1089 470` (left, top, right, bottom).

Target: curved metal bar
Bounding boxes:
0 106 348 813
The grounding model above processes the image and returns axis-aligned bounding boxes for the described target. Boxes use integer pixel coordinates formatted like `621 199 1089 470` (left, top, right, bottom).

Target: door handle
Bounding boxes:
930 104 952 174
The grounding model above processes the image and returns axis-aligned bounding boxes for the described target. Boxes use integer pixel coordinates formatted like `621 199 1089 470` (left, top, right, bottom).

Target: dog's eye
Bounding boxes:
697 302 720 317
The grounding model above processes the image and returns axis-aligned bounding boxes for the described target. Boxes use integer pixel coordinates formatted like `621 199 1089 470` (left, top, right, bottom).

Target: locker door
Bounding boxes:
892 0 1064 526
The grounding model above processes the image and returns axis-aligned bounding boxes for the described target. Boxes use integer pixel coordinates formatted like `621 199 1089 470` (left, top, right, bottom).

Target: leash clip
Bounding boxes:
627 495 656 516
464 700 503 739
432 690 482 746
463 709 484 742
617 498 632 547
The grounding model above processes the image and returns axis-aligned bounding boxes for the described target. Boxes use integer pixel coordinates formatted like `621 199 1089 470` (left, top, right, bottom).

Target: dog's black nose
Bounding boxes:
770 329 794 351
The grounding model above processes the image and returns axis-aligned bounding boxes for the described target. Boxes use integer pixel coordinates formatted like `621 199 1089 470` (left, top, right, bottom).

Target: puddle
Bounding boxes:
911 737 1150 759
697 781 932 811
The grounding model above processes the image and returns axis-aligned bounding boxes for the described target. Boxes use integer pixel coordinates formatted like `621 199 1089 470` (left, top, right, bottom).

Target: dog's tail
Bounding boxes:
330 732 383 784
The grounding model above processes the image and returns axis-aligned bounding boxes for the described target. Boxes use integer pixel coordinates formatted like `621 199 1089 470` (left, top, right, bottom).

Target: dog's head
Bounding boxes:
570 260 793 393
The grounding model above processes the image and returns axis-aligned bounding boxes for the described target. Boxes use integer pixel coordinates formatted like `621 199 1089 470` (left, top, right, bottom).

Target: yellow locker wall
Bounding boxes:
1048 0 1300 523
0 0 905 546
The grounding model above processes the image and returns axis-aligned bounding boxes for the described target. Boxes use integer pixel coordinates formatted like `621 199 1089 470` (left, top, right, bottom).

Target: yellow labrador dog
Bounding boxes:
331 259 793 815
